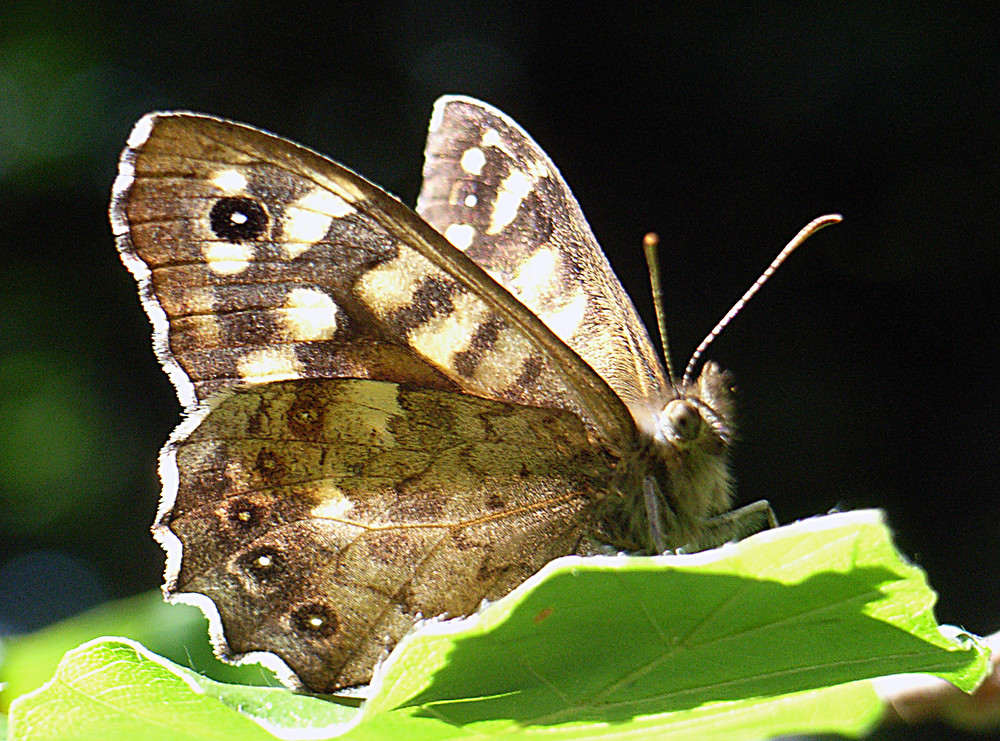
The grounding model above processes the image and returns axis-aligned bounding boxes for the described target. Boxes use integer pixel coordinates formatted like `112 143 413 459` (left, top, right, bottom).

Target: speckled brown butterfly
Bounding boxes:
111 96 839 693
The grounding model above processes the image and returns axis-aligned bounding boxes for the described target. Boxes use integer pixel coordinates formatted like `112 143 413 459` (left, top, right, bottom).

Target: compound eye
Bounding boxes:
665 399 702 441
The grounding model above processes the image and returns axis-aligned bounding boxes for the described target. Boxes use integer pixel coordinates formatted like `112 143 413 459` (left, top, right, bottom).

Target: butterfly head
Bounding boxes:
655 361 735 455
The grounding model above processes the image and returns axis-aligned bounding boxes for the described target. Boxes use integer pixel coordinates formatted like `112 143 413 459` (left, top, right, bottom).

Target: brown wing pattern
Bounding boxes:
111 108 640 692
164 377 611 691
111 113 635 450
417 97 669 423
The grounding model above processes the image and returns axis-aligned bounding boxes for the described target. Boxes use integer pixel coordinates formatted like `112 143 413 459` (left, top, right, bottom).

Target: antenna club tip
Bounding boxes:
643 232 660 249
814 213 844 227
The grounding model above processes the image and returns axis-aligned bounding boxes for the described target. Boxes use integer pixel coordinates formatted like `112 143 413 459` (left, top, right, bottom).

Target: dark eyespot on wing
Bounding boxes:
209 197 269 242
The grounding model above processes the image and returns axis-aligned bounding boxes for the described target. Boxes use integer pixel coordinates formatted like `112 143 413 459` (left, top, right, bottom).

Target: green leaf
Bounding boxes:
347 509 987 739
7 510 989 740
0 590 274 709
7 639 357 741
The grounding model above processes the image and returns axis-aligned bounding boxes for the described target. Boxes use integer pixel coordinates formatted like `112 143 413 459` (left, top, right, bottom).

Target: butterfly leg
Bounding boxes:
681 500 778 553
643 476 671 554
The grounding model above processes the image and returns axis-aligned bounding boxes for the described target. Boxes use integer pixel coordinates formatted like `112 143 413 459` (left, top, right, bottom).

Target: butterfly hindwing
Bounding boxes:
418 97 669 422
165 376 609 692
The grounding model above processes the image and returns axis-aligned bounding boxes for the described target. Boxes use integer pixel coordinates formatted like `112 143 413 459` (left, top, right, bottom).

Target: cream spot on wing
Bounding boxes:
355 250 438 316
509 248 557 305
212 169 248 193
283 189 355 258
481 127 520 163
336 379 402 441
539 290 588 342
464 194 478 207
203 241 253 275
484 266 504 284
488 169 534 234
310 482 354 519
472 328 533 392
408 292 489 369
444 223 476 250
324 192 356 218
280 287 339 341
236 347 303 385
460 147 486 175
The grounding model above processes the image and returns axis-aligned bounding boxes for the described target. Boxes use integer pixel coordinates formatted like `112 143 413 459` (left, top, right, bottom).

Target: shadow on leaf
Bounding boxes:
396 565 955 727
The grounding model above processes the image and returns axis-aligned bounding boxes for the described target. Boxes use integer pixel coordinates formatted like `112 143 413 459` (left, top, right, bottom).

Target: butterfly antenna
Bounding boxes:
681 213 843 386
643 232 677 388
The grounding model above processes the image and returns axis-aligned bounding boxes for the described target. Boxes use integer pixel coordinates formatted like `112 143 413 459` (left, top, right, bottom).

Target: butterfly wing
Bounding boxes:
112 112 635 451
167 376 608 692
418 96 670 425
111 111 632 691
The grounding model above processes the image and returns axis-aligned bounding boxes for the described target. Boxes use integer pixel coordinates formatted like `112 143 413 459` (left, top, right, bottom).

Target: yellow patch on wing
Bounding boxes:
183 313 222 348
471 328 534 392
237 347 304 384
220 455 251 496
280 287 339 341
211 169 248 194
335 379 402 442
355 248 439 316
203 241 253 276
283 188 356 258
176 285 217 315
408 291 489 369
310 482 354 519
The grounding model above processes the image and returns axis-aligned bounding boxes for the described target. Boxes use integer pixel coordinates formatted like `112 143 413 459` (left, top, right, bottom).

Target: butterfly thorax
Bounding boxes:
593 361 737 553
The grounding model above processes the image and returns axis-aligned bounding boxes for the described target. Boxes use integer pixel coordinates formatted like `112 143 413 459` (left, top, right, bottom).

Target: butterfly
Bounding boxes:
111 96 839 693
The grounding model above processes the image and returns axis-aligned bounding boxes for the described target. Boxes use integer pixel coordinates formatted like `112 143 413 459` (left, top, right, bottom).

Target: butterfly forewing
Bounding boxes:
112 113 635 451
418 97 669 423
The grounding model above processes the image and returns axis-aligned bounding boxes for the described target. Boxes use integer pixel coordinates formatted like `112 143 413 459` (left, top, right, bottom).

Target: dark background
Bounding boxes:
1 2 997 737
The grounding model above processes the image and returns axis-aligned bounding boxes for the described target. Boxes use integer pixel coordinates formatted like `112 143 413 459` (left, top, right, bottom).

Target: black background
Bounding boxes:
1 3 997 737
